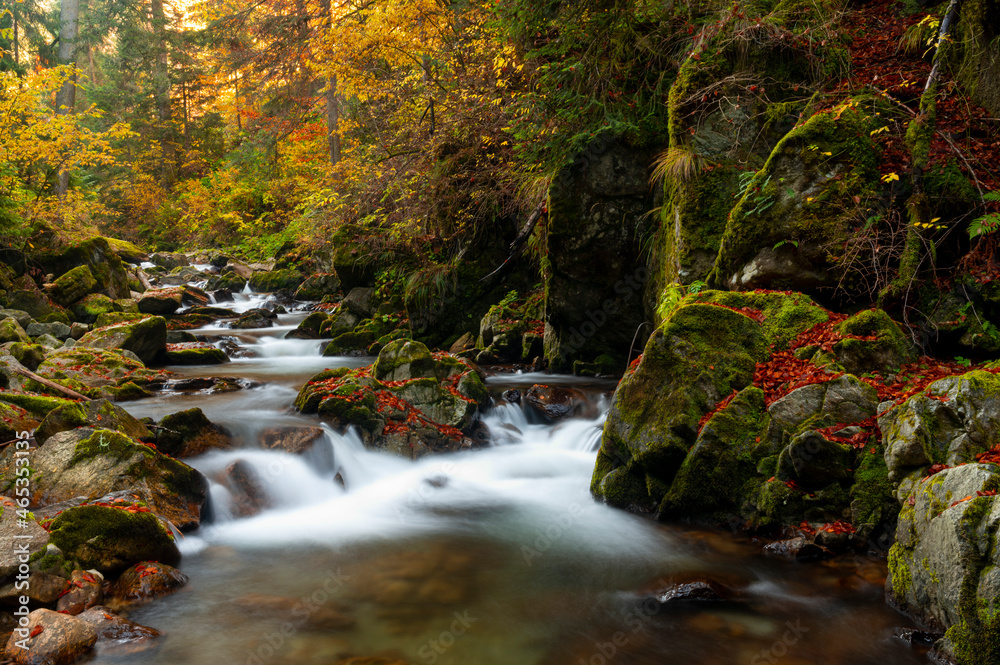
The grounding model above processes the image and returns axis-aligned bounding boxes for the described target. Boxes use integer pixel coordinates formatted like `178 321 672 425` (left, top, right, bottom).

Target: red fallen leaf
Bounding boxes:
798 520 816 535
950 495 975 508
784 479 801 491
818 520 856 535
977 490 997 498
29 625 43 638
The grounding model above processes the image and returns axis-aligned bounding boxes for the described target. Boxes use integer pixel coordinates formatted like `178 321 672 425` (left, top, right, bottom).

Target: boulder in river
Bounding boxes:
0 428 207 529
164 342 230 365
155 407 235 458
3 609 97 665
47 503 181 574
294 272 342 301
523 385 592 423
109 561 188 605
137 288 183 315
230 309 274 329
45 265 97 308
35 398 152 444
77 315 167 365
56 570 104 615
27 347 164 401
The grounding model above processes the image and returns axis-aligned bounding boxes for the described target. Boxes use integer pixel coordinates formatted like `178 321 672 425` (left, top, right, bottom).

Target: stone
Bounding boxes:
833 309 914 374
0 428 207 530
0 499 50 580
0 309 32 328
77 316 167 365
224 460 269 518
343 287 376 318
0 403 38 443
259 426 325 454
248 269 302 293
776 431 853 491
76 606 160 643
149 252 190 270
28 347 162 401
45 265 97 307
109 561 188 604
25 321 72 341
0 317 29 344
35 398 152 445
286 312 329 340
230 309 274 329
164 343 230 365
3 609 97 665
137 288 183 315
36 237 131 301
523 385 591 423
768 374 879 433
155 408 235 458
294 272 342 301
47 504 180 574
56 570 104 616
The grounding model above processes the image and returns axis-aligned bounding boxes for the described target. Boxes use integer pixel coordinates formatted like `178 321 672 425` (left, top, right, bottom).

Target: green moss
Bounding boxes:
850 445 897 529
689 290 829 349
888 544 913 599
70 429 156 466
0 393 75 419
47 504 179 573
165 347 230 365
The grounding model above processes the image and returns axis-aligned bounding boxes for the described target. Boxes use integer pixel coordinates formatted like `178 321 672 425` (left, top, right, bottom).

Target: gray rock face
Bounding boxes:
769 374 878 433
879 370 1000 501
887 463 1000 663
776 431 852 490
3 609 98 664
26 321 72 341
0 500 50 580
343 287 376 318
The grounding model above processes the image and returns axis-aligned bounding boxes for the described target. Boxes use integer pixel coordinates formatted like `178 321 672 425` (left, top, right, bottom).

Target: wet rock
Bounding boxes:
28 347 163 401
37 238 132 301
0 501 50 580
149 252 190 270
0 572 68 605
768 374 878 434
287 311 330 340
0 392 73 420
230 309 274 329
138 289 183 315
164 343 230 365
248 268 302 293
165 330 198 344
69 294 118 325
3 609 97 665
68 323 88 340
645 578 736 610
342 287 376 318
109 561 188 605
762 536 832 561
833 309 914 375
180 285 210 307
56 570 104 615
259 426 325 454
77 315 167 365
186 306 234 318
502 389 521 404
523 385 590 423
448 332 475 354
0 428 207 530
48 504 180 574
224 460 269 518
77 606 160 645
372 339 468 382
0 309 32 328
35 398 152 444
155 376 255 393
212 288 235 302
155 408 235 458
892 627 942 648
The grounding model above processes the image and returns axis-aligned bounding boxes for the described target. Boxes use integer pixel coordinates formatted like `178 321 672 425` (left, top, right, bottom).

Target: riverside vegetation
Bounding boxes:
1 0 1000 662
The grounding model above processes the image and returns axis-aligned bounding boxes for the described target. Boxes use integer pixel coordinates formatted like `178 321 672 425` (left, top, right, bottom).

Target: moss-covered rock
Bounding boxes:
27 348 167 401
48 504 180 574
248 269 302 293
0 428 207 529
0 402 39 444
373 339 467 382
833 309 914 374
35 398 151 445
8 342 48 371
94 312 147 328
137 289 183 316
294 272 342 301
887 464 1000 665
164 343 230 365
879 370 1000 501
0 317 29 344
35 237 131 301
78 316 166 365
46 265 97 307
0 392 75 420
709 101 879 293
104 237 148 265
285 312 330 340
69 293 120 325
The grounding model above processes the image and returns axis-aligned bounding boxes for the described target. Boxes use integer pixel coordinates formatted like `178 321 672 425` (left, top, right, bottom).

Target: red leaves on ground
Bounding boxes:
697 390 738 433
705 303 766 324
814 417 878 449
29 625 42 638
818 521 856 535
976 446 1000 465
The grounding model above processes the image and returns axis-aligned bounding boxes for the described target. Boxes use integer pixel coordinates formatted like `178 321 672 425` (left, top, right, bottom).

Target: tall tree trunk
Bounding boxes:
55 0 80 197
320 0 340 168
13 14 18 68
151 0 175 186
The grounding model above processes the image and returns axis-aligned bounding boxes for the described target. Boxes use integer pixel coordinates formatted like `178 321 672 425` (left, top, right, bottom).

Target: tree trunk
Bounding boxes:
13 14 18 68
55 0 80 197
151 0 175 186
320 0 340 168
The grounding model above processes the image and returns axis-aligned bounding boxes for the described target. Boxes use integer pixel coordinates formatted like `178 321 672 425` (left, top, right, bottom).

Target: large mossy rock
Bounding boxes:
543 132 658 371
0 402 39 444
709 101 879 293
297 340 487 458
886 464 1000 665
164 343 230 365
879 370 1000 502
78 316 166 365
35 398 151 445
137 289 183 315
294 272 342 301
832 309 914 374
45 265 98 308
155 408 234 458
3 608 98 665
27 348 164 401
35 237 131 301
69 293 120 325
0 428 207 529
47 504 180 574
0 317 29 344
592 290 829 512
248 269 302 293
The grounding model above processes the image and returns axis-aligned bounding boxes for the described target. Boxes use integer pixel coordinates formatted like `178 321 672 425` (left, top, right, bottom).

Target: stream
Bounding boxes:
91 289 928 665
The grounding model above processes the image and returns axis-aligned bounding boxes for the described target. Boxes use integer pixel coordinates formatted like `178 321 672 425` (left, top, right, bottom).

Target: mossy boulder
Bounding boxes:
0 428 207 529
709 101 879 293
35 398 151 445
69 294 120 325
286 312 330 340
294 272 342 301
248 269 302 293
7 343 48 372
27 348 166 401
35 237 131 301
0 393 75 420
47 504 180 574
833 309 914 374
297 342 487 458
879 370 1000 502
887 464 1000 665
45 265 98 307
154 408 234 458
230 309 274 329
2 608 98 664
164 343 230 365
94 312 146 328
0 317 29 344
104 237 148 265
0 309 32 328
78 316 166 365
319 308 360 338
